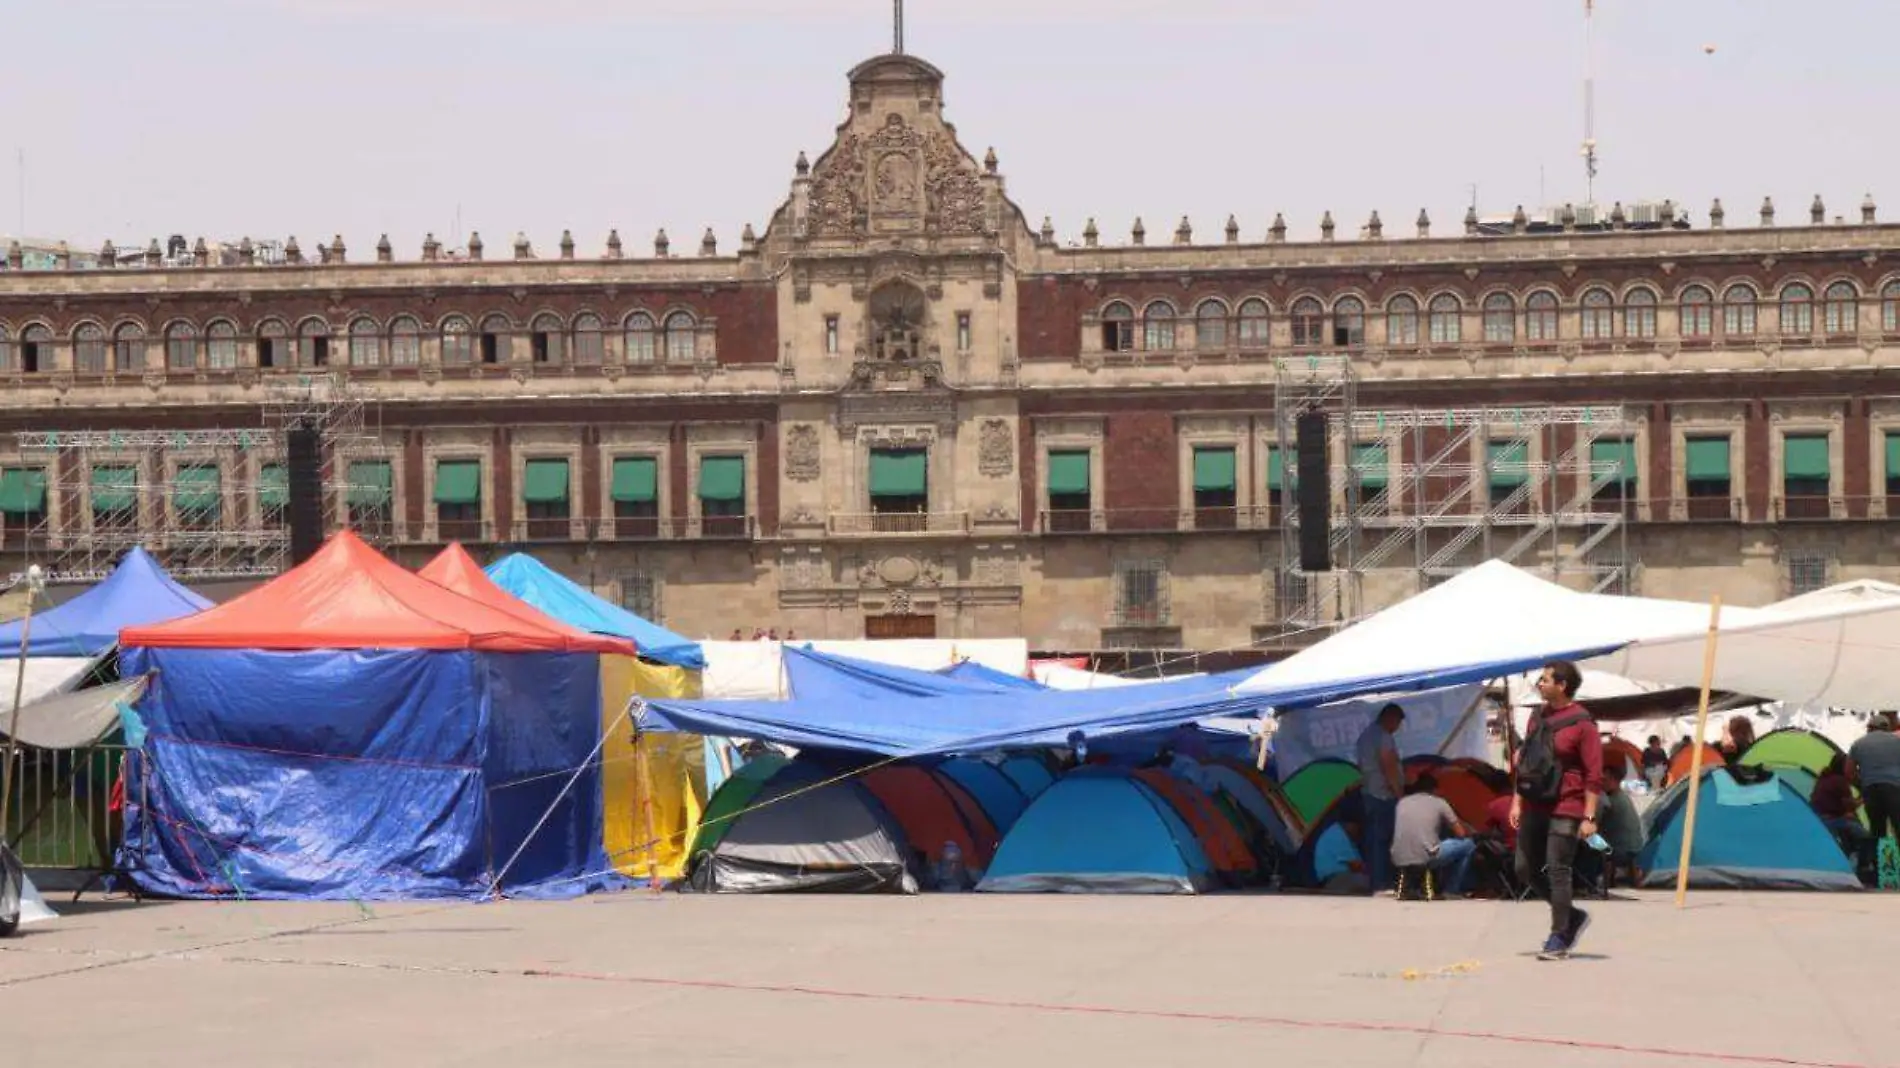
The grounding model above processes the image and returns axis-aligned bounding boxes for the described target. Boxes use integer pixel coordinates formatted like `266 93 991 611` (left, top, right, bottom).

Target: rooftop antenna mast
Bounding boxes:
1582 0 1599 205
893 0 905 55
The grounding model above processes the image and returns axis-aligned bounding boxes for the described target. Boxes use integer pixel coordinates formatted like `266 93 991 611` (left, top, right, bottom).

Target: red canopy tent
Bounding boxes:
417 544 634 657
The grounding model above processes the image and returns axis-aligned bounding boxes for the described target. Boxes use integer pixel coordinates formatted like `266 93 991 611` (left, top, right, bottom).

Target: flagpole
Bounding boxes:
1674 596 1723 909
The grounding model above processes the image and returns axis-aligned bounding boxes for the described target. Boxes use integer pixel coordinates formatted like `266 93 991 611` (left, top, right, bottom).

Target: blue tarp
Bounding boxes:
783 646 1020 700
0 547 211 657
485 553 705 669
119 647 608 901
940 660 1046 691
639 647 1615 758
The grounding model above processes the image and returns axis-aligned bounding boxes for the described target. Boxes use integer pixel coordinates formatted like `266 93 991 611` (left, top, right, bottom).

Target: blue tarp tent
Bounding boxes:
939 660 1046 691
978 770 1213 894
485 553 705 669
781 645 1022 700
936 757 1032 832
1638 768 1860 891
0 547 210 658
999 756 1057 800
116 533 618 901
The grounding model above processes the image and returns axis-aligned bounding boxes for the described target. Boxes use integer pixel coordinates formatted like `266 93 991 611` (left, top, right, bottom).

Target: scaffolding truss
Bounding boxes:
6 373 385 584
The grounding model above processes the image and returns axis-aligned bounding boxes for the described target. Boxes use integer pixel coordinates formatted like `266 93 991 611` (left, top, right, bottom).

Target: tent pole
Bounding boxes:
0 566 46 844
1673 596 1723 909
1435 681 1493 757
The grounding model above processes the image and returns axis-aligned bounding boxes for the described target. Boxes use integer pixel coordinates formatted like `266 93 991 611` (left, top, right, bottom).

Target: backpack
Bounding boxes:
1515 709 1590 804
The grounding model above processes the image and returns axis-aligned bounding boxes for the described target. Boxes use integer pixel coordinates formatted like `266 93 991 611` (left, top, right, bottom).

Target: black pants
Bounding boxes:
1515 810 1581 937
1860 782 1900 873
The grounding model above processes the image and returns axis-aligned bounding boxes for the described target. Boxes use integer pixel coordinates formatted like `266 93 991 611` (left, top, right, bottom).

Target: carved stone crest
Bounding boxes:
978 419 1014 477
786 423 821 482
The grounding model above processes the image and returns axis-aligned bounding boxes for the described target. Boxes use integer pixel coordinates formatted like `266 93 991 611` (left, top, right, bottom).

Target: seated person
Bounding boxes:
1812 755 1868 856
1391 773 1475 897
1483 791 1517 853
1596 759 1645 887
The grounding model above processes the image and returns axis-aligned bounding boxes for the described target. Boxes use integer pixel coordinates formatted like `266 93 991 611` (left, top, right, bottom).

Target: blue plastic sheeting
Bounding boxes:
978 771 1212 894
783 646 1021 701
1637 769 1859 891
939 660 1046 691
999 756 1057 799
0 547 211 657
935 758 1031 832
485 553 705 669
118 647 608 901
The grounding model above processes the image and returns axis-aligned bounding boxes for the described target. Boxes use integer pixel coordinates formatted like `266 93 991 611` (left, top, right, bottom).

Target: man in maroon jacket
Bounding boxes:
1510 659 1604 960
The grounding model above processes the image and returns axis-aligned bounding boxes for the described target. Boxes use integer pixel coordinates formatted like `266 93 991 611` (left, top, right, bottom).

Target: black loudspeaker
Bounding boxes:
1295 410 1332 572
286 419 325 566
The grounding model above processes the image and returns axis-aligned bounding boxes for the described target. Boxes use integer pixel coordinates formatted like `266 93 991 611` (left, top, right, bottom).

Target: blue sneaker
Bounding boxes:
1536 932 1570 961
1566 907 1593 951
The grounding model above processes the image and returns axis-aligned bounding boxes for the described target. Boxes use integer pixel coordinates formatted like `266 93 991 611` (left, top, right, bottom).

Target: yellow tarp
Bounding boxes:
600 656 707 881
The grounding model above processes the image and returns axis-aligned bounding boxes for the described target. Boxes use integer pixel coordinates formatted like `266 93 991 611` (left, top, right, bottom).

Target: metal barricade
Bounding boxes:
2 745 125 870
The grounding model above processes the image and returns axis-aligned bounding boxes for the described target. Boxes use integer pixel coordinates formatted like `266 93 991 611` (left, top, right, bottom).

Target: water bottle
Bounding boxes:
937 841 966 892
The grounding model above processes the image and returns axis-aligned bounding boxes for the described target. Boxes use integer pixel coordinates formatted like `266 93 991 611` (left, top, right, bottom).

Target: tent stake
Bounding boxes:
1673 596 1723 909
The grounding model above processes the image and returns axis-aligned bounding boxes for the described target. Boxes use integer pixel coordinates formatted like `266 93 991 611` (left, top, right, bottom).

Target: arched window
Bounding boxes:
0 325 10 373
1290 297 1325 347
1679 286 1714 339
165 322 198 371
1428 294 1462 345
1823 282 1859 335
74 323 107 374
571 313 604 365
1526 292 1559 341
256 320 289 369
1780 283 1814 336
1579 289 1614 339
113 323 147 372
206 321 239 369
439 315 473 365
20 325 52 373
478 314 512 364
1194 300 1227 350
1141 300 1176 351
530 312 565 364
1624 289 1658 339
663 311 697 362
1100 301 1134 352
1723 285 1757 338
298 319 332 368
348 317 382 367
1482 293 1515 343
1237 298 1270 348
388 317 421 365
624 313 656 363
1385 295 1420 346
1884 281 1900 333
1332 297 1365 346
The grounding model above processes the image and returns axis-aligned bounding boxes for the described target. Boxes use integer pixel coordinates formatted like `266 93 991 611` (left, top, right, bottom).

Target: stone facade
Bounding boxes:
2 52 1900 648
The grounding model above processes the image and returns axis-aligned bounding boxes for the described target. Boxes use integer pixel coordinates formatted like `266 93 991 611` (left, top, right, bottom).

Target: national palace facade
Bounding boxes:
2 52 1899 651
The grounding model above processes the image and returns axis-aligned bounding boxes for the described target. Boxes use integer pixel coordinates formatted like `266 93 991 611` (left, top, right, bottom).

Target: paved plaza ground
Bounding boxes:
2 886 1895 1067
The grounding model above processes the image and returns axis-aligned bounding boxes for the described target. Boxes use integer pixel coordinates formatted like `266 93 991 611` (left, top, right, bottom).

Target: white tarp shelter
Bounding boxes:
700 639 1030 700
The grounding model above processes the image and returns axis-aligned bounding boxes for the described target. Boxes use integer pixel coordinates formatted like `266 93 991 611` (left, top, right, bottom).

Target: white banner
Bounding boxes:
1272 684 1488 778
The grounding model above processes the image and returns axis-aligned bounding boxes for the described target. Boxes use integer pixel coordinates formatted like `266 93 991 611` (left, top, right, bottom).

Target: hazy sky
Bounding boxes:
5 0 1891 253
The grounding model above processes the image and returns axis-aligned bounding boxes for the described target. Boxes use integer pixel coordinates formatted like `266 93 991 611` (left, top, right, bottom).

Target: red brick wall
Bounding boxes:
1102 411 1178 517
491 427 514 533
1744 401 1770 522
708 284 778 365
579 424 601 523
1648 403 1672 512
1016 276 1088 362
1845 398 1870 518
403 430 426 531
757 419 780 535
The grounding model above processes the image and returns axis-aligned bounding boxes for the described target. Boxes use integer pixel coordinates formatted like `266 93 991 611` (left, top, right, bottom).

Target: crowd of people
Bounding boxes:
727 628 799 641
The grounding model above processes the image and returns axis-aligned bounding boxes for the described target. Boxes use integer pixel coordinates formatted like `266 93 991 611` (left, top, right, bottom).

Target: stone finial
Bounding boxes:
1811 194 1826 225
983 146 998 175
1609 201 1627 230
1760 197 1775 227
1511 204 1528 234
1416 208 1430 238
654 228 670 257
1464 204 1479 236
741 223 759 252
1224 215 1240 244
1709 198 1725 228
1862 193 1877 225
606 229 623 259
1174 216 1192 245
1040 216 1056 245
331 234 347 263
146 238 163 266
1320 211 1336 242
1269 213 1287 243
192 237 210 266
286 236 304 264
236 236 253 265
795 151 810 177
1365 210 1383 239
5 240 21 270
1131 217 1146 246
54 241 70 270
1082 218 1099 247
700 227 718 256
1661 199 1677 226
376 233 393 263
100 239 117 267
1560 203 1578 231
559 230 575 260
513 232 532 260
422 233 441 261
466 231 484 260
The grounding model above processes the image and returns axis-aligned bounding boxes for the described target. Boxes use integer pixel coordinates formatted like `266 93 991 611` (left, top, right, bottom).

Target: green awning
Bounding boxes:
869 449 928 498
91 466 137 512
1192 446 1236 492
347 461 393 507
258 463 288 508
1488 441 1528 487
1782 435 1829 481
173 465 220 511
611 457 657 504
1352 443 1389 489
1046 450 1090 496
1590 439 1637 485
0 468 46 516
1887 433 1900 482
1685 437 1731 481
433 460 481 505
1265 446 1283 492
523 458 570 504
699 456 745 502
